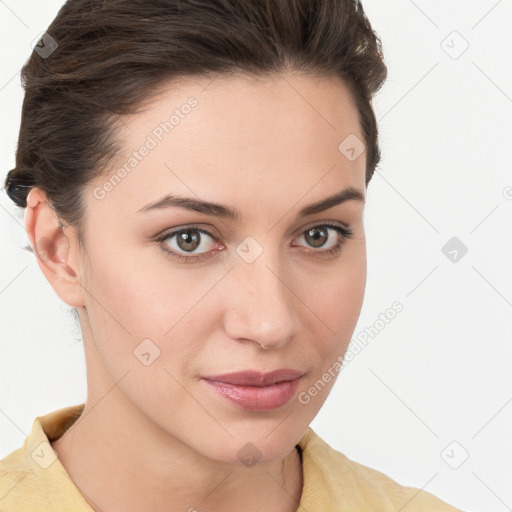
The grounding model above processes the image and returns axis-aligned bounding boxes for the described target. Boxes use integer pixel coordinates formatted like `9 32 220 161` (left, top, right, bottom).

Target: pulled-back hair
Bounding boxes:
4 0 387 249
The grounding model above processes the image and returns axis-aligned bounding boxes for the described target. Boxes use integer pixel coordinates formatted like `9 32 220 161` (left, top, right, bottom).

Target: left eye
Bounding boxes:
155 223 353 262
293 225 347 251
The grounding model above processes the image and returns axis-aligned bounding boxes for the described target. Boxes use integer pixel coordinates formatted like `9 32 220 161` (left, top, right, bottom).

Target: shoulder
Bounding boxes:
298 427 465 511
0 404 88 511
0 445 54 511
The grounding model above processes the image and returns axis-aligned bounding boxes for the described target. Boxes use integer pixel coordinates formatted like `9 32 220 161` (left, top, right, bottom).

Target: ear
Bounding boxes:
24 187 86 309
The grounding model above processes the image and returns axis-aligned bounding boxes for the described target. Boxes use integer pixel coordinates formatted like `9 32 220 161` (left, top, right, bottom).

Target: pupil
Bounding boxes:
307 228 327 248
178 230 200 251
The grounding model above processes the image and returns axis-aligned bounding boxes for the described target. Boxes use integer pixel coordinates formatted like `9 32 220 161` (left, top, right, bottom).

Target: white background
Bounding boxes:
1 1 511 511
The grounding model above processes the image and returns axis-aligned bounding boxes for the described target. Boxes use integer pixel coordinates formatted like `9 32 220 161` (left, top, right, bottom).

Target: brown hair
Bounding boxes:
4 0 387 251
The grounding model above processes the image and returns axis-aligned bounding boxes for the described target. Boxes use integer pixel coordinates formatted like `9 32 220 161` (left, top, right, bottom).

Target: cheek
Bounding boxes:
293 253 366 407
85 238 179 328
294 259 366 409
83 243 212 371
298 242 366 339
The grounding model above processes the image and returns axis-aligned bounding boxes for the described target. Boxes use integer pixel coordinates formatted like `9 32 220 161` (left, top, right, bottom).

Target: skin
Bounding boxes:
24 70 367 512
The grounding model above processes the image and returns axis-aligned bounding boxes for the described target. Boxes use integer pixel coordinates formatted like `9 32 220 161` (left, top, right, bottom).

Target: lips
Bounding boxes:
201 369 304 387
201 369 304 411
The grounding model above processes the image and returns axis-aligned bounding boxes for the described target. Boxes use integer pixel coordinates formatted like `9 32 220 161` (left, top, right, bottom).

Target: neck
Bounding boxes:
51 390 303 512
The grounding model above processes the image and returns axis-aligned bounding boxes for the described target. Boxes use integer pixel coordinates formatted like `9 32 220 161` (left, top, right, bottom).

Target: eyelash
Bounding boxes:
154 223 354 263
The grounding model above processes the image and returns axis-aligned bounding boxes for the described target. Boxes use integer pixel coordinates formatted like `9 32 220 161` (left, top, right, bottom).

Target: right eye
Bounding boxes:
155 225 223 262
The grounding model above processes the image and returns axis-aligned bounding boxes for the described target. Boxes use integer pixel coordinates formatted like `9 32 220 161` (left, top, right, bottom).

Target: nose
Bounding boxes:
222 252 300 350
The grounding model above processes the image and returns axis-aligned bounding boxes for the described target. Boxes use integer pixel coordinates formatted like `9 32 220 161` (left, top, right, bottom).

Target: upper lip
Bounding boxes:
202 369 304 387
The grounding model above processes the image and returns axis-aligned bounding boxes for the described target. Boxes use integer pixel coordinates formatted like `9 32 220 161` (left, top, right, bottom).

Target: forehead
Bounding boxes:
86 71 365 220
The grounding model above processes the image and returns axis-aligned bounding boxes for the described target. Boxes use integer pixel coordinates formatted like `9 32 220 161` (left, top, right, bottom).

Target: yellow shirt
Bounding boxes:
0 403 463 511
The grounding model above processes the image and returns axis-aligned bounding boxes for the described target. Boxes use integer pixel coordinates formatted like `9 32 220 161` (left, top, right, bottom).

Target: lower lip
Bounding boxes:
201 377 302 411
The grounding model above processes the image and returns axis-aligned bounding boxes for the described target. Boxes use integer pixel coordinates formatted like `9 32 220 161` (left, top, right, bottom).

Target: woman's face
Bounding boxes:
62 71 367 463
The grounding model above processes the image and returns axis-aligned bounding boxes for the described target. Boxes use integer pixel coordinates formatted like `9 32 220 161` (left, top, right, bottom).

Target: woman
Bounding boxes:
0 0 464 510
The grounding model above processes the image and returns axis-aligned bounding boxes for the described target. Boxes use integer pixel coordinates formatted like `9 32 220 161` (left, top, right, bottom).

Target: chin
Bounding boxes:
201 427 301 467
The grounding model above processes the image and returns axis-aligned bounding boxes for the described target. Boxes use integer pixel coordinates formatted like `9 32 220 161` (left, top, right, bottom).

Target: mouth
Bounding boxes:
201 369 304 386
200 369 305 411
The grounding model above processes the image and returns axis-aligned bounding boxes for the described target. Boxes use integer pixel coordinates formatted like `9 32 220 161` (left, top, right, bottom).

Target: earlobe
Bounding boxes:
24 188 85 308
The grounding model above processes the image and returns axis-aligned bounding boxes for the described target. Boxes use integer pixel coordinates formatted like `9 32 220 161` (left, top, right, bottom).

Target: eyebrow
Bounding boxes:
136 186 365 220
